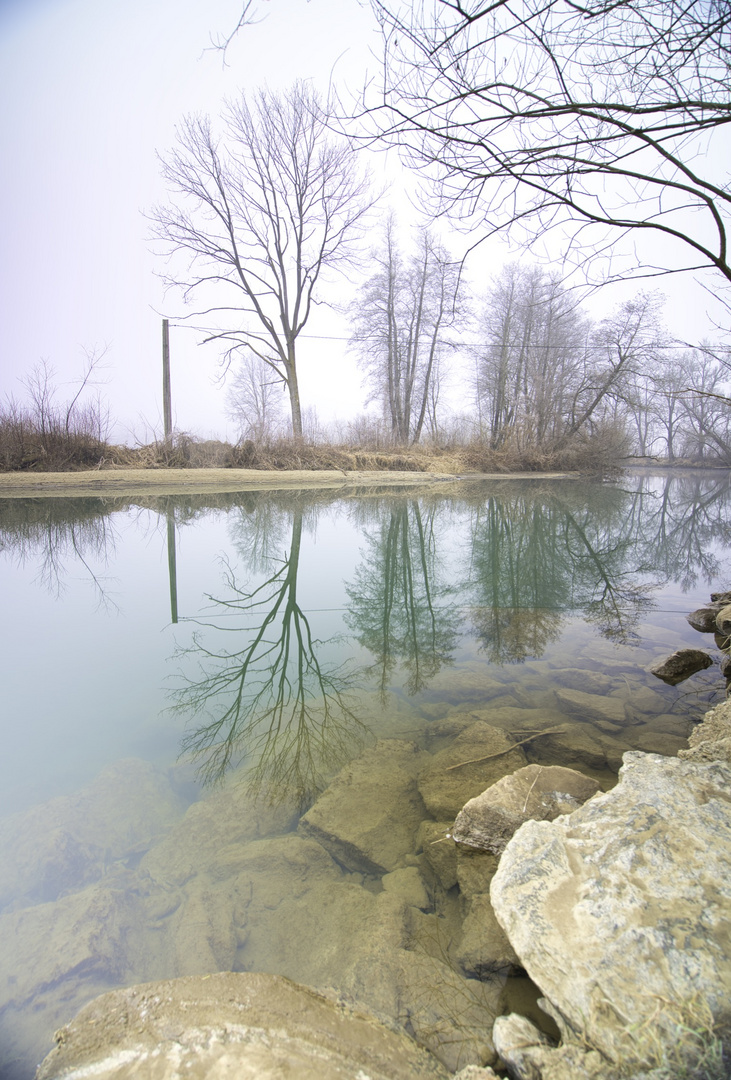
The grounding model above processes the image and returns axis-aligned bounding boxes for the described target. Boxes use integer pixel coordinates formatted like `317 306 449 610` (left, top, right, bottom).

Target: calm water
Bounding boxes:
1 472 729 1076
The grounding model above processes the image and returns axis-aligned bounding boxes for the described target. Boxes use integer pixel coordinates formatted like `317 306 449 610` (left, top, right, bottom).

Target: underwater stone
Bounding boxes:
417 722 527 820
298 739 427 875
554 688 628 726
36 972 451 1080
417 820 458 891
455 892 520 978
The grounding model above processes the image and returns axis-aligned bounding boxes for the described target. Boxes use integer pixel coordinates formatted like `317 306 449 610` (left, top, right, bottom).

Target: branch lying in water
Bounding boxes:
445 727 566 771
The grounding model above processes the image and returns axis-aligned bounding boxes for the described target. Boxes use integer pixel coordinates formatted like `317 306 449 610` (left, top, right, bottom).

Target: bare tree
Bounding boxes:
226 354 286 442
676 349 731 461
362 1 731 304
473 267 670 452
474 263 593 449
350 218 463 443
565 292 668 445
153 82 374 437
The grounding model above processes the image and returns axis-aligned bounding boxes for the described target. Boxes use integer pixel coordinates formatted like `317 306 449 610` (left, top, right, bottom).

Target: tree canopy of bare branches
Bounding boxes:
362 0 731 303
350 218 464 443
153 81 374 437
473 264 675 453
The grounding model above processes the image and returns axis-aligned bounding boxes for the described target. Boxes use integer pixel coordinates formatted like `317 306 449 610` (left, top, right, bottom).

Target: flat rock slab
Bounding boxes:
36 972 449 1080
490 752 731 1066
453 765 602 855
417 722 527 820
554 688 627 726
298 739 427 875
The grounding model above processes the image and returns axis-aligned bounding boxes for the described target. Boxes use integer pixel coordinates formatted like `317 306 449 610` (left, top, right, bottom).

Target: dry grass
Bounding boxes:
99 434 609 476
0 425 626 479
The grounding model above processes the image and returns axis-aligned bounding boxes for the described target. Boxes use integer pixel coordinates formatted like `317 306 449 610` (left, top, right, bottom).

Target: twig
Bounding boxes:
522 766 542 813
445 727 566 771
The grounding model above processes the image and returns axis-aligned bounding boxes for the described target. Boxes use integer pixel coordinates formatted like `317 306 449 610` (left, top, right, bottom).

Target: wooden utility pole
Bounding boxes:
162 318 172 442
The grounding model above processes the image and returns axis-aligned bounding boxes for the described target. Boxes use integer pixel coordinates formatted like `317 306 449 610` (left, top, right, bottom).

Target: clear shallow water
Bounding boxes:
1 472 730 1077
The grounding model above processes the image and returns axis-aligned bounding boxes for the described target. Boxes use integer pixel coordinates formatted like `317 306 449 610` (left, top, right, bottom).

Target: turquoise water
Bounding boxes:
1 472 729 1076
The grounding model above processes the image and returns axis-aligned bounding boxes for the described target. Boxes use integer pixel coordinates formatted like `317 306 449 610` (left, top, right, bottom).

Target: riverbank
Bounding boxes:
0 468 576 498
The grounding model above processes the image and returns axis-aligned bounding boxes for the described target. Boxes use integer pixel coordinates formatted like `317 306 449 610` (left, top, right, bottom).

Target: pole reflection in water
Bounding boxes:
167 510 178 625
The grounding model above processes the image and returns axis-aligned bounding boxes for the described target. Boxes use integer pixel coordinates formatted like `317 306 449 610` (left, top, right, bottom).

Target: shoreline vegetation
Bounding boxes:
0 432 723 498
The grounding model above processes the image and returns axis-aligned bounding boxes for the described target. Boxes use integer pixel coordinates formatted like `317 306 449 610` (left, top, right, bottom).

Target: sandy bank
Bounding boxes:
0 468 575 498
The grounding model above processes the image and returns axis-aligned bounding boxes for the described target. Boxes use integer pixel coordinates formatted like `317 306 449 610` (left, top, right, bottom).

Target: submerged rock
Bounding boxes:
0 758 187 912
554 688 628 727
417 722 527 819
649 648 714 685
490 751 731 1068
452 765 602 855
417 820 458 891
455 893 520 978
456 847 500 901
550 668 616 695
36 972 450 1080
298 739 427 875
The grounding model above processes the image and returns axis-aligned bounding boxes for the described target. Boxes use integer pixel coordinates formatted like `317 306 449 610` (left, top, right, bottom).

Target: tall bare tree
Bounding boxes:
362 1 731 304
153 82 374 437
350 218 463 443
474 264 592 449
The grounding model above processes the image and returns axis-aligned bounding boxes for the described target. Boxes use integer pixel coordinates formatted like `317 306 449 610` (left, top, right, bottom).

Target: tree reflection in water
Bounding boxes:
344 500 461 697
171 510 365 809
3 472 731 787
464 474 731 659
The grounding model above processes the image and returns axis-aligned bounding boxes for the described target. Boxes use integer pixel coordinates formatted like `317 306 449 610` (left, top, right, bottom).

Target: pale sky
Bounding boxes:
0 0 728 444
0 0 389 442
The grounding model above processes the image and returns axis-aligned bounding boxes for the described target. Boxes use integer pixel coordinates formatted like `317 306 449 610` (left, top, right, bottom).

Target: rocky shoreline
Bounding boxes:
21 690 729 1080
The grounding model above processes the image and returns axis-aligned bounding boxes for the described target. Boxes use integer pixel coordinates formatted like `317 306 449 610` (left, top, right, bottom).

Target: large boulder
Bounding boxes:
490 752 731 1067
452 765 602 855
686 604 725 633
417 722 527 819
298 740 427 875
36 972 450 1080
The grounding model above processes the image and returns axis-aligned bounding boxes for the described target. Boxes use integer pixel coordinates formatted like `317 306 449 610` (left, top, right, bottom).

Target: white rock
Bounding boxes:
490 752 731 1067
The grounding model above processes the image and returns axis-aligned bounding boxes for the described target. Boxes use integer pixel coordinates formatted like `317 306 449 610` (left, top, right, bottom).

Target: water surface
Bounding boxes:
1 472 729 1077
